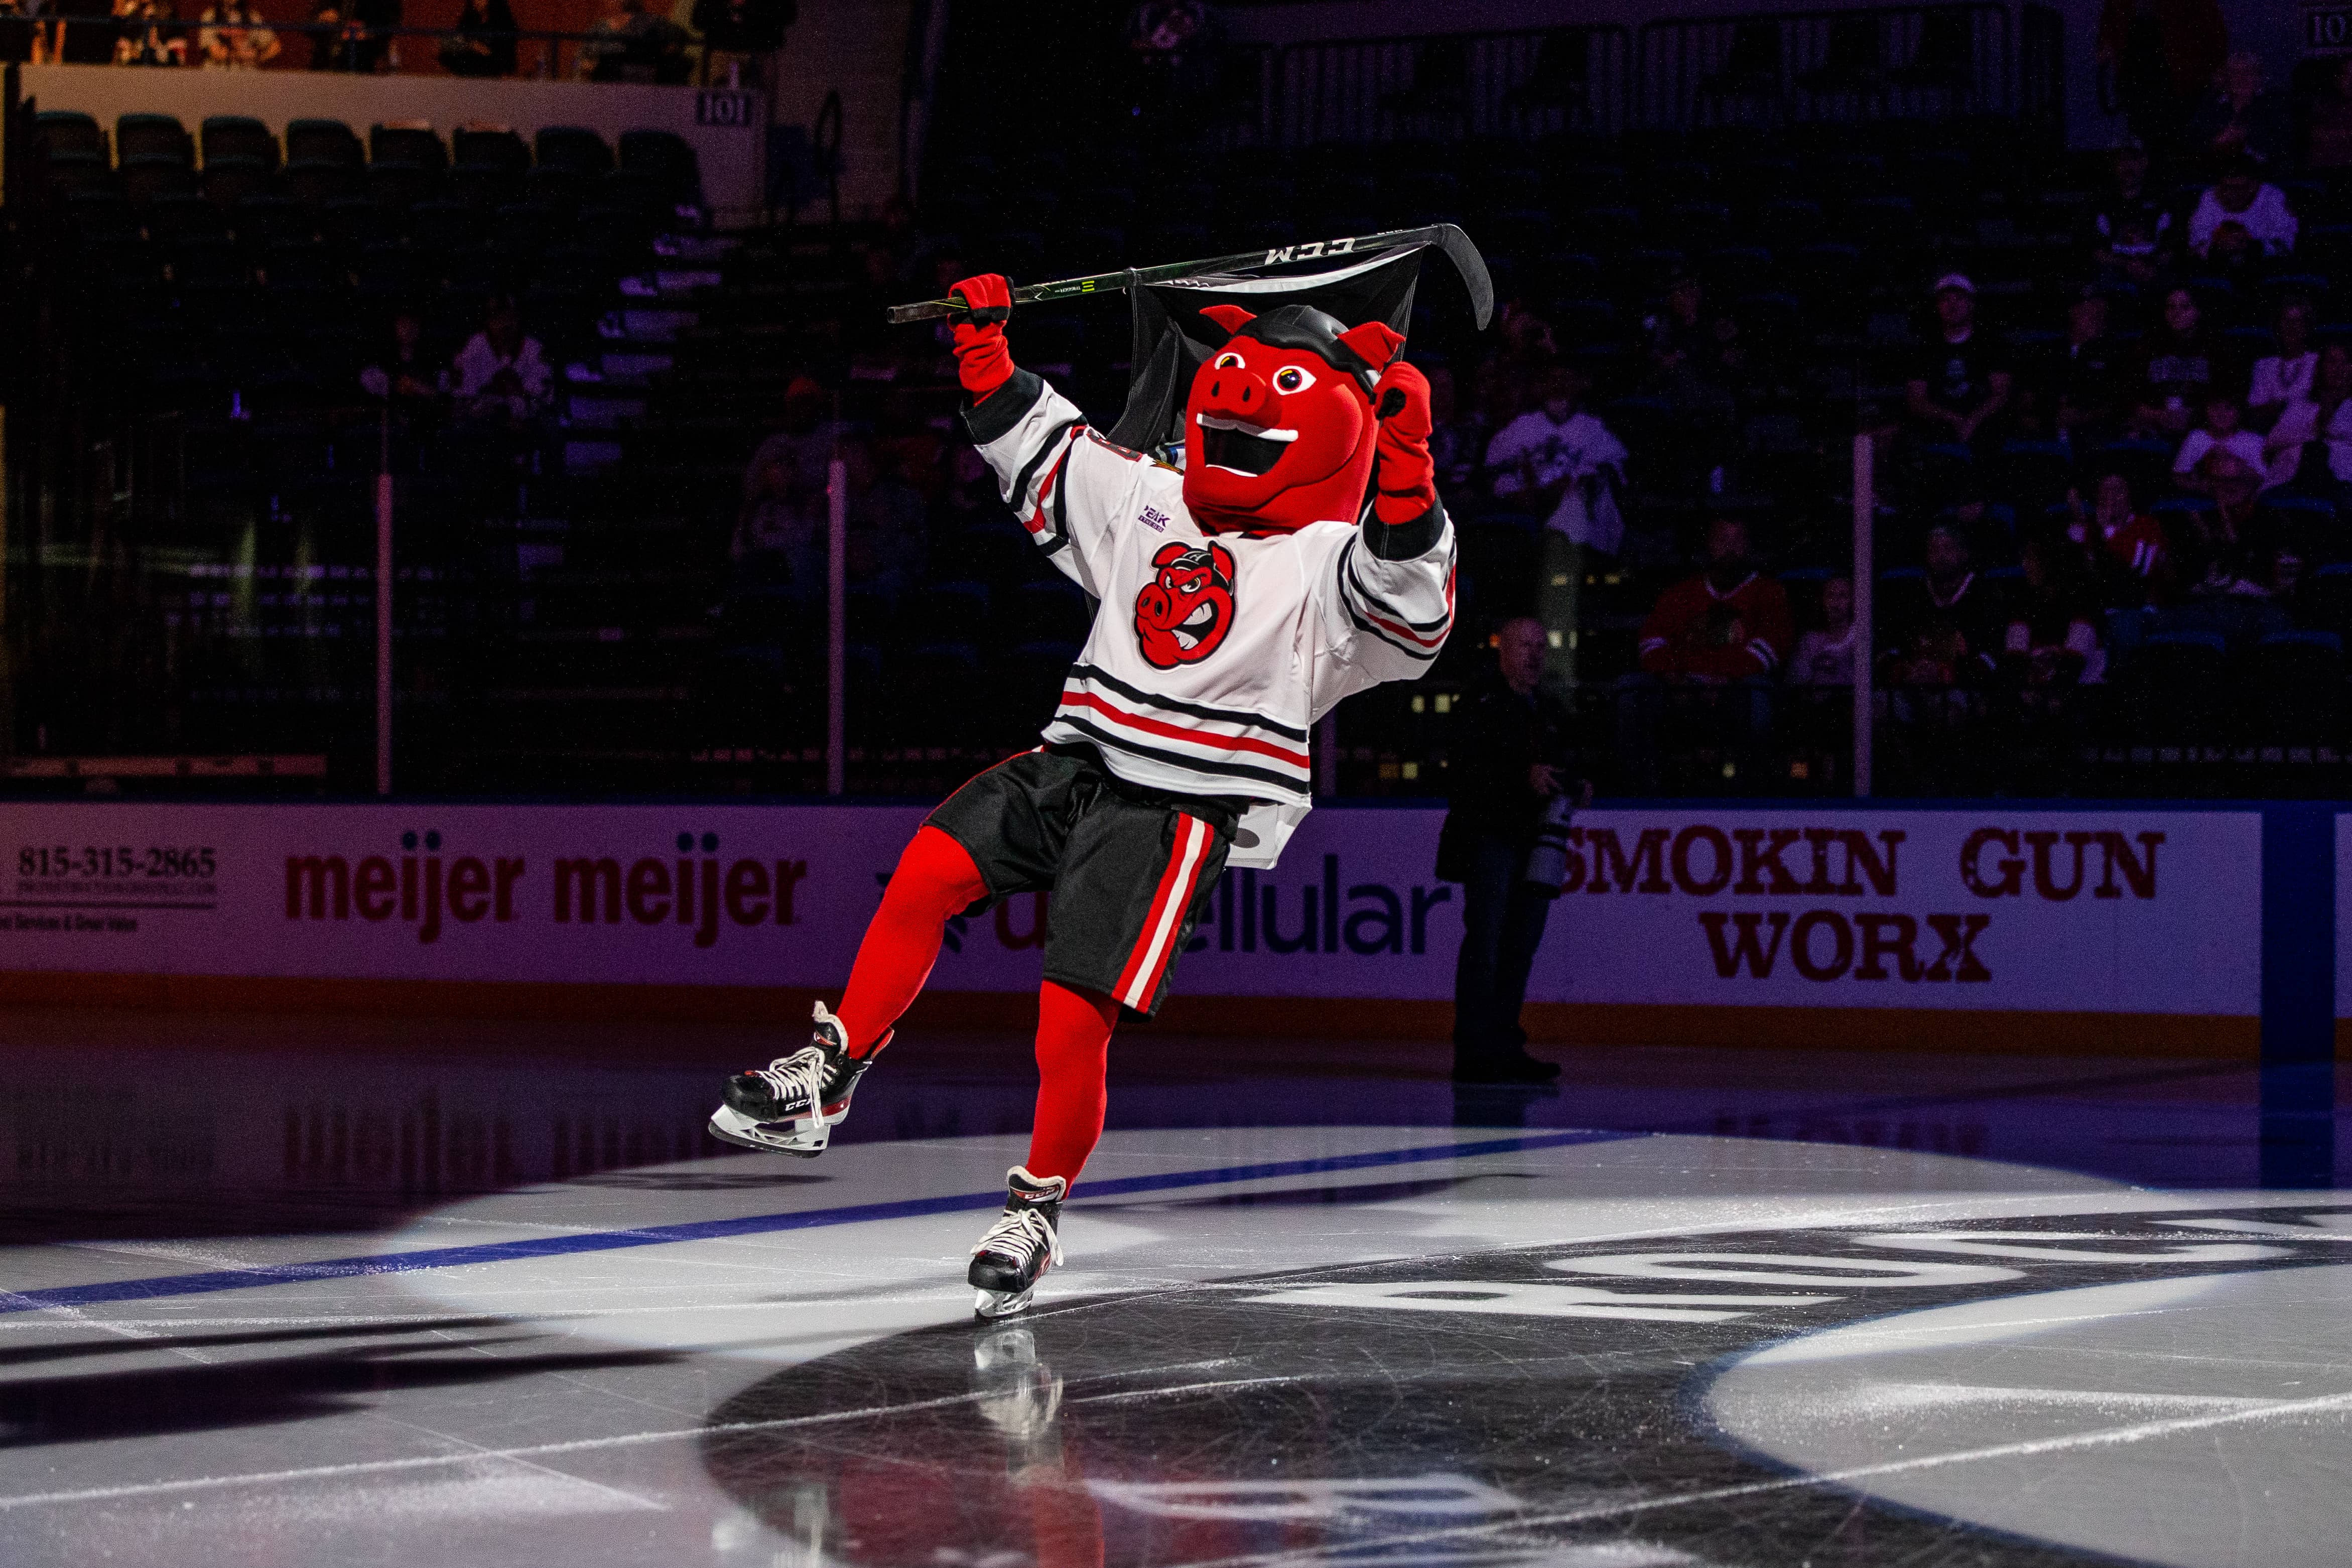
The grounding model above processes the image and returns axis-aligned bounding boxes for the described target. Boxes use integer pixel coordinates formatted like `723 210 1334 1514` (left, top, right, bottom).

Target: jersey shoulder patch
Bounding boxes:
1082 430 1149 464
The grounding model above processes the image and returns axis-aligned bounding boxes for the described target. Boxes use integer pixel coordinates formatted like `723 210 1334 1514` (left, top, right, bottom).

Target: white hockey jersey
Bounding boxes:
968 369 1456 868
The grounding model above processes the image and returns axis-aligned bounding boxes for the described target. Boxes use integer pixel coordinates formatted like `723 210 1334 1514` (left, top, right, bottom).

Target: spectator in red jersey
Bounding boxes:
2066 471 2171 606
1636 515 1793 682
1616 516 1790 790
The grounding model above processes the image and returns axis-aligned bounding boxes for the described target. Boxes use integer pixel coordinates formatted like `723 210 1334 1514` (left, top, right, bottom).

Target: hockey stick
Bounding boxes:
884 222 1493 330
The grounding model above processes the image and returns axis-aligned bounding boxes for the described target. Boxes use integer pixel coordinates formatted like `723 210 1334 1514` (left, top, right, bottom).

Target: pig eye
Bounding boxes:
1181 579 1202 594
1213 351 1245 369
1272 366 1315 393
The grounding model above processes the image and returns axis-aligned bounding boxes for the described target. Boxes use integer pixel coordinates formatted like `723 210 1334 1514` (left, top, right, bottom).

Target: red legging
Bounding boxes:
833 826 1118 1188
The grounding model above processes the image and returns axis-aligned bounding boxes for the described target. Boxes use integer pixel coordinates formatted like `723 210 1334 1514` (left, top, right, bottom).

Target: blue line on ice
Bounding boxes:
0 1129 1635 1314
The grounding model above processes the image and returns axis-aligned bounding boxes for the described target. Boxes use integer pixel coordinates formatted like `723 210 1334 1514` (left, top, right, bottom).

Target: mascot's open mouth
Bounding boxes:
1197 415 1296 477
1171 598 1220 650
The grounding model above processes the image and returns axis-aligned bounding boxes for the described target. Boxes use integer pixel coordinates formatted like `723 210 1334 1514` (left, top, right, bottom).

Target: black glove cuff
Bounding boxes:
948 283 1015 326
1364 496 1446 561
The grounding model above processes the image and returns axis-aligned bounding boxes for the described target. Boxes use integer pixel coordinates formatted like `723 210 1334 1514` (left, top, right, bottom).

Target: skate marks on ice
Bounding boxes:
6 1127 2352 1567
697 1188 2352 1568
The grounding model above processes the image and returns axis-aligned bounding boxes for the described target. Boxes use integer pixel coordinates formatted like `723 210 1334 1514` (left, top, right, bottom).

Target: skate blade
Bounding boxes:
972 1285 1036 1320
706 1107 829 1157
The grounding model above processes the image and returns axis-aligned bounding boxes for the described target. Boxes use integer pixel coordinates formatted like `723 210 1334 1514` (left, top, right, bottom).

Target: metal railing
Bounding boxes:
1261 27 1632 146
1223 7 2043 147
1634 4 2013 132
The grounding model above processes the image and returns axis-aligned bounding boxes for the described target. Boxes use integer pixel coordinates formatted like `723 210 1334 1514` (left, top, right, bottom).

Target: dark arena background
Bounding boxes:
3 1 2349 1564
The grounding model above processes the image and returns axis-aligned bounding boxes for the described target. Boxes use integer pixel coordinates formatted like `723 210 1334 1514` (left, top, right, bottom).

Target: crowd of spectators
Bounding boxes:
0 0 792 79
1438 48 2349 748
356 294 554 427
693 42 2351 787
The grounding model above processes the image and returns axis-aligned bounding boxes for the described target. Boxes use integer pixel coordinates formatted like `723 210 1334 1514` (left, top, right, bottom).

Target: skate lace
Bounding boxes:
973 1205 1064 1269
748 1045 827 1112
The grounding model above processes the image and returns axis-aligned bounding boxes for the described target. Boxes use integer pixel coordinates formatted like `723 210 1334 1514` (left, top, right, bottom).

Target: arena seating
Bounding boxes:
16 44 2352 798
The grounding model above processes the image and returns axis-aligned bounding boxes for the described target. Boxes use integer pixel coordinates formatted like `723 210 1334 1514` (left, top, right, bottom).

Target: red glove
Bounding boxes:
1369 361 1435 524
948 273 1015 401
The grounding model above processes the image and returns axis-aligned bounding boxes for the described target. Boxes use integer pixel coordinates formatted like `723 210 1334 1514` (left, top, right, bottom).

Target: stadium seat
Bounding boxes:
366 163 439 211
354 244 428 302
147 192 230 245
2249 630 2346 744
452 162 525 211
926 525 1028 592
572 204 656 258
261 240 344 291
286 120 364 168
116 114 193 169
201 116 280 172
909 581 992 634
618 129 701 205
201 158 274 209
233 196 312 252
896 643 982 738
370 123 449 173
453 127 531 173
2121 630 2229 744
489 204 558 268
596 170 672 220
122 161 197 206
2303 563 2352 640
522 166 587 213
1001 641 1082 722
409 200 488 254
535 126 615 176
67 190 142 246
1998 440 2075 512
1007 579 1090 645
286 160 364 210
36 110 107 164
41 157 115 198
321 197 398 255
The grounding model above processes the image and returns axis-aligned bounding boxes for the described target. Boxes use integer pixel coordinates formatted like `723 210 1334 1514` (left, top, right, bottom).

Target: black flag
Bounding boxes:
1106 236 1471 461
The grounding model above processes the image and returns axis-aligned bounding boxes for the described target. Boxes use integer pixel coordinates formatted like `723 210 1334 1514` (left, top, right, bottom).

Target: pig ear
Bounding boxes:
1210 543 1237 580
1199 304 1257 339
1152 541 1189 568
1336 321 1404 371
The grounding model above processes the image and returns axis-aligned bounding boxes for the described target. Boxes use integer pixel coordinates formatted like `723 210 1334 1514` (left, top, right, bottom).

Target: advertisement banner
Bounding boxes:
0 804 2259 1020
2339 813 2352 1027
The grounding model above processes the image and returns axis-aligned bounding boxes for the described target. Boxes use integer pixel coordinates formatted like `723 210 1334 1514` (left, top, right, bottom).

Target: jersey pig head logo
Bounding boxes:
1133 541 1237 668
1182 303 1405 535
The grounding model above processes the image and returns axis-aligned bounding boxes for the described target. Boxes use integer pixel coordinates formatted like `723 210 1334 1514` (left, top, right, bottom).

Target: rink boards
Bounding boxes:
0 801 2334 1054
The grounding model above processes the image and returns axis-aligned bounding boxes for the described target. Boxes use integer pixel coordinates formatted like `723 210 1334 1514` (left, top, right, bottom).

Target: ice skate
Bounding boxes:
706 1002 879 1157
968 1166 1067 1319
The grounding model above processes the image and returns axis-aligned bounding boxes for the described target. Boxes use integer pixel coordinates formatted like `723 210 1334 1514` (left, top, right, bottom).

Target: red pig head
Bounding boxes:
1134 540 1238 668
1181 303 1405 533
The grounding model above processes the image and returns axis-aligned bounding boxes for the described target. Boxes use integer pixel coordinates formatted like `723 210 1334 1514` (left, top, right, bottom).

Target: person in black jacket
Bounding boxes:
1436 617 1589 1084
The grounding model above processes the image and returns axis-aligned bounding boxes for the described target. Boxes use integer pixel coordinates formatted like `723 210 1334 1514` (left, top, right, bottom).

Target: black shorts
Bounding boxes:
925 746 1237 1017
